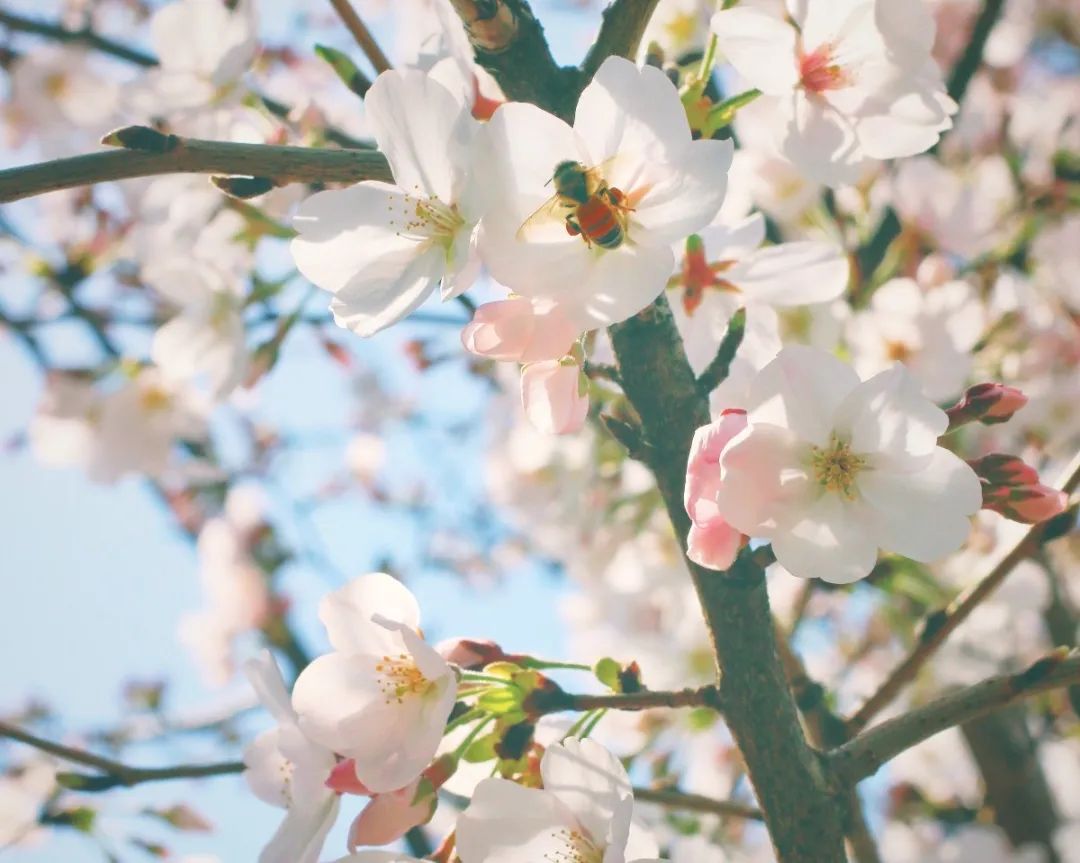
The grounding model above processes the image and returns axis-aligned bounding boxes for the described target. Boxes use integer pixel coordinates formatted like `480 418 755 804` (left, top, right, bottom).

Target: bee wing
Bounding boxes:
516 193 576 242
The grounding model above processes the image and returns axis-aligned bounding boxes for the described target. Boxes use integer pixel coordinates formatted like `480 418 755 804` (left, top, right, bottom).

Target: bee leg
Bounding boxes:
607 187 635 213
565 217 582 238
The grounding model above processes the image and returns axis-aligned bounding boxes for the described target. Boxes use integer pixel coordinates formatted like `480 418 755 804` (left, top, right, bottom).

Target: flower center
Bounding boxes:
884 340 913 362
393 195 465 251
544 827 603 863
374 653 432 704
139 385 173 413
671 235 739 315
810 435 865 499
798 45 851 94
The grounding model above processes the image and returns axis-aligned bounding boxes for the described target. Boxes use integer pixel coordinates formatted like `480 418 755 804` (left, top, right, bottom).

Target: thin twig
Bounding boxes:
633 786 763 820
0 720 244 790
946 0 1008 105
846 450 1080 734
832 651 1080 786
531 685 722 715
696 307 746 395
0 128 391 203
327 0 393 73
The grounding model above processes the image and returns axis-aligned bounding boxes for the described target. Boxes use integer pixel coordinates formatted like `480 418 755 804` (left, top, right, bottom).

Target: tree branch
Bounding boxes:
632 786 763 821
946 0 1008 105
0 9 156 66
607 295 848 862
0 127 391 203
447 0 581 121
532 685 722 714
327 0 393 73
581 0 662 80
832 651 1080 786
0 720 244 791
846 450 1080 734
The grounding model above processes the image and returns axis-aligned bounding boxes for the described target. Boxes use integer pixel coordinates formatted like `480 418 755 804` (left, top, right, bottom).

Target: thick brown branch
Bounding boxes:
832 651 1080 785
448 0 581 121
0 720 244 790
607 295 847 862
581 0 662 79
327 0 393 73
0 129 391 203
633 786 764 820
847 450 1080 733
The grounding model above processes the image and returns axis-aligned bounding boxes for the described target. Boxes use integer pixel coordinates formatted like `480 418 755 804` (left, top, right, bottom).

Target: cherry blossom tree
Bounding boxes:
1 1 1079 862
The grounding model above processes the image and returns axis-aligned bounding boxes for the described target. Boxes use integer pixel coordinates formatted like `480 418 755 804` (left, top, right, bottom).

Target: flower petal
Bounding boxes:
725 241 849 307
456 779 575 863
711 8 799 96
540 739 632 846
320 573 421 656
834 364 947 459
857 448 981 562
771 493 879 583
745 345 860 447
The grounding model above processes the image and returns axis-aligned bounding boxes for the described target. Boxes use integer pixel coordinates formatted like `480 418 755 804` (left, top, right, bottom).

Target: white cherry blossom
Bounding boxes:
712 0 955 185
456 737 662 863
291 573 457 793
291 69 484 337
711 346 983 583
845 278 986 401
480 56 733 329
243 651 339 863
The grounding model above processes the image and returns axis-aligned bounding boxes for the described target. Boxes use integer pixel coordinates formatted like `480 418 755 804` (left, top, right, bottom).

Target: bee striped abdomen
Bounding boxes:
576 196 624 249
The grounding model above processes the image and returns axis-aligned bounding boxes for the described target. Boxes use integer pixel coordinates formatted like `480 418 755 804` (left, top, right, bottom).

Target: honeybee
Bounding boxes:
516 160 632 250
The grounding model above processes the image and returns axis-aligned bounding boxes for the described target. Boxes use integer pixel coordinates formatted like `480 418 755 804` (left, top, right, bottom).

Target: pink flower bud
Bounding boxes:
436 637 509 669
969 454 1040 487
983 484 1068 524
461 298 579 363
946 383 1028 431
326 759 371 796
520 359 589 435
683 410 748 571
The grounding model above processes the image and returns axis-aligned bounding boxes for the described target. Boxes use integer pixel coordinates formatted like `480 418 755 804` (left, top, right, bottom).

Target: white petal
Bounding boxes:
320 572 421 655
834 364 947 459
259 792 340 863
726 241 849 307
782 95 865 187
715 423 812 535
711 8 799 96
290 184 444 336
365 70 473 202
746 345 860 447
567 241 675 328
291 653 390 755
575 57 693 165
456 779 575 863
630 138 733 244
857 448 982 562
244 650 295 725
541 739 632 848
771 494 879 583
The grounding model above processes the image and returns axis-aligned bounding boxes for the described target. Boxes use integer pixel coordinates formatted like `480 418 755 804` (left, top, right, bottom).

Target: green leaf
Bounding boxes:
314 44 371 96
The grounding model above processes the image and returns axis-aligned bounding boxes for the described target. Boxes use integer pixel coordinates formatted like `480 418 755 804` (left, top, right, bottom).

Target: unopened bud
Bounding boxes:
983 483 1068 524
969 453 1040 486
945 383 1028 432
325 759 370 795
437 638 509 670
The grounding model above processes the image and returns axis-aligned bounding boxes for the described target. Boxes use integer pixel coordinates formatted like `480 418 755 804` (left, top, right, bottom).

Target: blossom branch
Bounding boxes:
632 786 763 821
327 0 393 73
846 449 1080 734
832 651 1080 786
0 720 244 790
581 0 662 80
0 127 391 203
